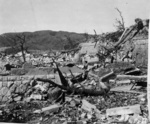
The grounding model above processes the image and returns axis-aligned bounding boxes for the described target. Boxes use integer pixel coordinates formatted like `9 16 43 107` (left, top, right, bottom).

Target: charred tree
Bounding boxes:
114 8 125 32
2 33 32 63
36 78 109 96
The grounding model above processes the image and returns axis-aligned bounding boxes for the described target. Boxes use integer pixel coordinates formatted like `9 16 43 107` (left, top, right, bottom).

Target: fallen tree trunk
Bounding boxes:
116 75 147 81
36 78 108 96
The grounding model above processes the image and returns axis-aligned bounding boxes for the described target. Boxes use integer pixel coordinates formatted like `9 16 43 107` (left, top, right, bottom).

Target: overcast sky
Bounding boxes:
0 0 149 34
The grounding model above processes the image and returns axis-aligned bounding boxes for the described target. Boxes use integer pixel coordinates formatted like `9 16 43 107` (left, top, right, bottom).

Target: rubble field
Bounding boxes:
0 18 148 124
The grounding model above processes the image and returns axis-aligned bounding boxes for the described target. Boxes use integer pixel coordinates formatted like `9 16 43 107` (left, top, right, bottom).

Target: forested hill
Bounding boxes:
0 30 88 51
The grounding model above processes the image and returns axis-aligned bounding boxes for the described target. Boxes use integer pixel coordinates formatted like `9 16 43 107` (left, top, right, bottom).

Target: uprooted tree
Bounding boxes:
36 59 112 102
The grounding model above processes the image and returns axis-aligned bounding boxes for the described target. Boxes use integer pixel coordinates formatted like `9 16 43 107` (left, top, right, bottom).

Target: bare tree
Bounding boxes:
93 29 100 48
2 33 31 63
114 8 125 31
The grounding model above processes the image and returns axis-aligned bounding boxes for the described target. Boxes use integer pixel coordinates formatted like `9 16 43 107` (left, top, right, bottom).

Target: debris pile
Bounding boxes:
0 60 148 123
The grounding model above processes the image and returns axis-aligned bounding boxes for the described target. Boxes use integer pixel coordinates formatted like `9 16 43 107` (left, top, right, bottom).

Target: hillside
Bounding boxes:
0 30 88 52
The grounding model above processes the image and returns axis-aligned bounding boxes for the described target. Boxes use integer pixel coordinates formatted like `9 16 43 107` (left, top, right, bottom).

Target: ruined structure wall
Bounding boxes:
132 39 148 67
0 72 81 103
0 75 56 103
117 38 148 67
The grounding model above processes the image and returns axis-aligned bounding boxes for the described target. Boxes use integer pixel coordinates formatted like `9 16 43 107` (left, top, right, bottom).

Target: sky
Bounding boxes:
0 0 149 34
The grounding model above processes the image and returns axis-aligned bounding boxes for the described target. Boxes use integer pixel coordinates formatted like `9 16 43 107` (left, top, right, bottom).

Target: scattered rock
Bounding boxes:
0 87 8 96
6 90 11 97
81 99 101 120
30 94 42 100
7 81 14 88
13 96 22 101
15 84 27 94
2 96 8 102
10 84 17 93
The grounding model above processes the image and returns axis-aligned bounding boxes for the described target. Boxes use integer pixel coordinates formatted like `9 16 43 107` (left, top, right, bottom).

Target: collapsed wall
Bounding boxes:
132 38 148 67
0 75 55 103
